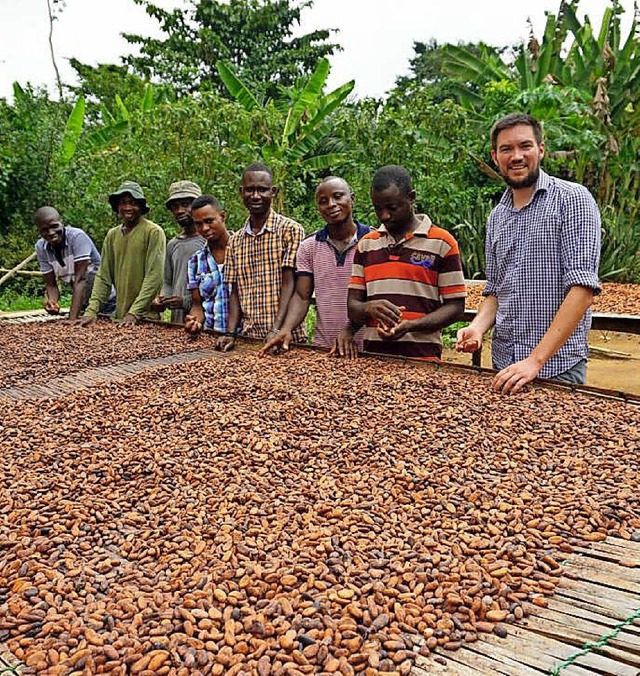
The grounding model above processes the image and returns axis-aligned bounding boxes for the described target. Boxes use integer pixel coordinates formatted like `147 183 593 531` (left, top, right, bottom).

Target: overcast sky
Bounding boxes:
0 0 634 101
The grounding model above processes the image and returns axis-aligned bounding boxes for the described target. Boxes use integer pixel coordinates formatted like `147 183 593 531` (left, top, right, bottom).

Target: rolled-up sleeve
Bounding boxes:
561 187 601 295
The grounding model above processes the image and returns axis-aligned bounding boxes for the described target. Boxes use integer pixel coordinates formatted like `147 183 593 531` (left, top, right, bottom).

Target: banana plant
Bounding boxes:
216 57 354 203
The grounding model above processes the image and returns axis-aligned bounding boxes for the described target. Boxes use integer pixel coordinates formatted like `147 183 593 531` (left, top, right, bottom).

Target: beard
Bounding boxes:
502 162 540 189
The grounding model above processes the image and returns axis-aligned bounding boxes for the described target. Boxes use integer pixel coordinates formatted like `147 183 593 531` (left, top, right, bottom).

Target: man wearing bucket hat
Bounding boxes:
151 180 205 324
80 180 166 326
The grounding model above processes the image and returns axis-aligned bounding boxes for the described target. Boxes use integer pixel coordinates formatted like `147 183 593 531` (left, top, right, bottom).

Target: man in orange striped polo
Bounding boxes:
347 165 466 360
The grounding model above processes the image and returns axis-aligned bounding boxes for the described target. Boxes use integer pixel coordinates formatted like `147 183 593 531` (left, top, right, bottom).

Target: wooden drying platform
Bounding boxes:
414 537 640 676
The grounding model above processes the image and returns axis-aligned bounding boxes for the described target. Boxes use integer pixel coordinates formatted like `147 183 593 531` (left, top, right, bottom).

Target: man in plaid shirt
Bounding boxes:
456 113 601 393
217 163 306 351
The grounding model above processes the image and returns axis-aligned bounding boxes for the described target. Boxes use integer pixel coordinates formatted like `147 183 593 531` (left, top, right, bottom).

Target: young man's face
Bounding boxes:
491 124 545 189
315 179 353 227
38 213 64 245
117 194 142 226
371 183 416 234
168 198 194 227
240 171 276 216
192 205 227 244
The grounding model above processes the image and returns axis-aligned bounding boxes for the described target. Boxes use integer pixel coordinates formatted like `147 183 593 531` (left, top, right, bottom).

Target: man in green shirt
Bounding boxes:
80 181 166 326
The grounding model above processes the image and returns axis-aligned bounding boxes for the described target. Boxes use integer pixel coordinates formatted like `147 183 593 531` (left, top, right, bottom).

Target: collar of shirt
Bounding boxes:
499 169 552 210
243 210 276 237
314 220 370 244
377 214 432 245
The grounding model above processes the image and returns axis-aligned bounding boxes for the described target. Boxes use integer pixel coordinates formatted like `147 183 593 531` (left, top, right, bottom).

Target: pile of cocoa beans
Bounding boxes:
1 338 638 675
0 321 218 389
465 282 640 315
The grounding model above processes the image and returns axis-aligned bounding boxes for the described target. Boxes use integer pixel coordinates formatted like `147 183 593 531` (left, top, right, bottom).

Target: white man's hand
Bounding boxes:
455 326 483 353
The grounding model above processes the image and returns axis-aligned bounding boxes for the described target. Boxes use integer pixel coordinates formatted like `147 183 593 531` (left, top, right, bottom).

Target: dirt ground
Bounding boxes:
443 330 640 395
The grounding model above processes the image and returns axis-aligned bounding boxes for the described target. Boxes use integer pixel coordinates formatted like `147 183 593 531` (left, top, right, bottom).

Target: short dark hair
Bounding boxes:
490 113 543 150
191 195 222 212
371 165 413 196
243 162 273 180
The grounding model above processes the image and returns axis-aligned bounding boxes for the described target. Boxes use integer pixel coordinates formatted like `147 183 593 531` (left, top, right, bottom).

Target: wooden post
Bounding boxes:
0 252 37 287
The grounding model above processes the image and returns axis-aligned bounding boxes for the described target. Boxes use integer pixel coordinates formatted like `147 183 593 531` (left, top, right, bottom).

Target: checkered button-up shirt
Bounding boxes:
225 210 306 340
484 170 601 378
186 246 229 333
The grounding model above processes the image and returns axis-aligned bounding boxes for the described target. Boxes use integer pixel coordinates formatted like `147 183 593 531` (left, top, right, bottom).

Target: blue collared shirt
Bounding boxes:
484 170 601 378
186 246 229 333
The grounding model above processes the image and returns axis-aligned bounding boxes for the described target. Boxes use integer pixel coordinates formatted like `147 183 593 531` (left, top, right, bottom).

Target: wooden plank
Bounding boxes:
546 597 640 637
556 581 640 617
466 632 597 675
561 562 639 594
588 538 640 557
555 585 636 625
416 649 528 676
565 554 640 582
524 614 640 661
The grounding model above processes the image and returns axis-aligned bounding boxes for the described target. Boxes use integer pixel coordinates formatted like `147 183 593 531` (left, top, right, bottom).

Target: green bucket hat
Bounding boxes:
108 181 150 215
165 180 202 208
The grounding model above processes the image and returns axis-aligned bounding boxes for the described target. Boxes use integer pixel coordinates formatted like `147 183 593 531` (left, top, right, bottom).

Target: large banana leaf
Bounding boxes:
59 97 85 166
141 84 154 113
300 153 346 172
281 58 330 144
216 61 260 112
297 80 354 141
86 120 130 150
115 95 130 122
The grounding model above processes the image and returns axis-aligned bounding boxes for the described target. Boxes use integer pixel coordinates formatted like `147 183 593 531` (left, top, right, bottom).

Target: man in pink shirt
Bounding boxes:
260 176 370 357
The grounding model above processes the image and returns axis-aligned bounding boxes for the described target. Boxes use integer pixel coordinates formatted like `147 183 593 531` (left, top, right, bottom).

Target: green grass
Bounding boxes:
0 287 72 312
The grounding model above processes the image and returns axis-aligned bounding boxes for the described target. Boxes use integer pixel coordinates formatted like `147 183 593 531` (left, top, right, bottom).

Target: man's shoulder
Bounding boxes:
272 211 304 231
140 218 165 233
546 175 596 205
427 224 457 245
358 230 383 249
34 237 47 253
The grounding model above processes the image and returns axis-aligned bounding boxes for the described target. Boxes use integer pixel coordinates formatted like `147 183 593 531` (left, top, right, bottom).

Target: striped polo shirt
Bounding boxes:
296 222 371 349
349 214 466 360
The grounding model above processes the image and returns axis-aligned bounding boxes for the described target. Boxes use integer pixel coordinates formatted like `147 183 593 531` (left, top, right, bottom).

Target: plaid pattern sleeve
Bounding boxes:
560 185 602 295
223 232 238 285
282 219 304 269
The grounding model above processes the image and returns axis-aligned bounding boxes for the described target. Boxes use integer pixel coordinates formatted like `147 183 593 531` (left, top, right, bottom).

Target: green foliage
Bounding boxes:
123 0 340 98
1 0 638 297
0 85 69 264
58 96 85 165
217 57 354 210
330 93 499 275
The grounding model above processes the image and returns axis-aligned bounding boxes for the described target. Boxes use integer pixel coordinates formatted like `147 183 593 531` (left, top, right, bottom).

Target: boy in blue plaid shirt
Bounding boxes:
185 196 230 334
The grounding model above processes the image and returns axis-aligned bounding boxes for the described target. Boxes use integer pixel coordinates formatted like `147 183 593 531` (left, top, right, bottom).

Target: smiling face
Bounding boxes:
37 209 64 245
371 183 416 235
491 123 545 190
315 178 354 227
117 194 142 227
240 171 276 217
192 204 227 244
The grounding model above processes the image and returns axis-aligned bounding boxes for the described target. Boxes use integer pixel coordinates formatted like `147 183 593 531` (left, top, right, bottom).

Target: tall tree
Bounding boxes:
122 0 341 98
